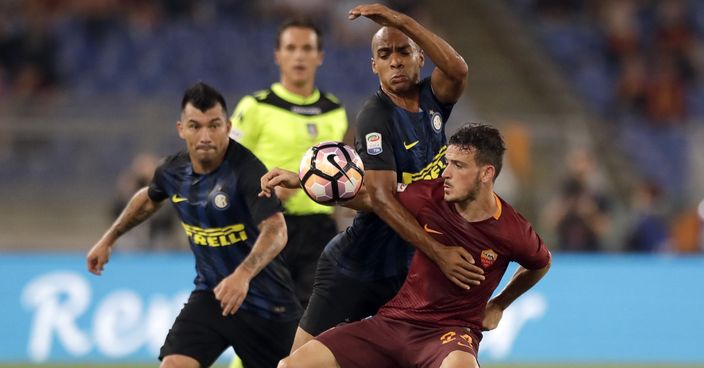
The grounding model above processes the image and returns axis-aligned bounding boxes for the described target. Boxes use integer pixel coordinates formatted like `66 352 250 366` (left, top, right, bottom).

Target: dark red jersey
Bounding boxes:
378 179 551 332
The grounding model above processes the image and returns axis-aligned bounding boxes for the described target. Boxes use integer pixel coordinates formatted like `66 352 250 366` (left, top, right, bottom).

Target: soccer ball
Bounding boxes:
299 141 364 204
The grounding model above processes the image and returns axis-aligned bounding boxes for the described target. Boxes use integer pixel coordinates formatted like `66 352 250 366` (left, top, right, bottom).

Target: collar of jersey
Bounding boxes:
271 83 320 105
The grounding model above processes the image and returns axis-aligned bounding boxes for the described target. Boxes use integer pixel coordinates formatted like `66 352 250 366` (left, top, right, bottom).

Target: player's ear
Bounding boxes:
482 165 495 183
176 121 185 139
317 50 325 66
371 57 378 75
274 49 281 66
226 119 232 133
418 49 425 68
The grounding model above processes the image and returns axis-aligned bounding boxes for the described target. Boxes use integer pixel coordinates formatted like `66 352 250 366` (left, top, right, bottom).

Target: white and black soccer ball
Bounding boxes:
298 141 364 204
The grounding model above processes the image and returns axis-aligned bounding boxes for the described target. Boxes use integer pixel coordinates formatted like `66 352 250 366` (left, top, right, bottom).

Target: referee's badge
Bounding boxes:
366 132 382 155
306 123 318 139
213 193 230 210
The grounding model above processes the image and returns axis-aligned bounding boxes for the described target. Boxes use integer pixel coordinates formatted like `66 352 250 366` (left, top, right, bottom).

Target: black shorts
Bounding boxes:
299 252 405 336
282 214 337 308
159 290 297 368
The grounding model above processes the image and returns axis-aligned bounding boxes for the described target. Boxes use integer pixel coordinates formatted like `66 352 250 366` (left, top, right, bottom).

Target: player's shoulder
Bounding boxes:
312 90 345 113
158 151 189 170
225 139 262 167
398 179 443 211
152 151 190 180
251 88 272 102
357 92 394 119
495 195 532 227
319 91 344 108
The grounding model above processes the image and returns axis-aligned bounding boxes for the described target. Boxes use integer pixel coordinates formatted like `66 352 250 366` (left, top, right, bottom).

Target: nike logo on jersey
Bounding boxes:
171 194 188 203
423 224 443 235
404 140 419 150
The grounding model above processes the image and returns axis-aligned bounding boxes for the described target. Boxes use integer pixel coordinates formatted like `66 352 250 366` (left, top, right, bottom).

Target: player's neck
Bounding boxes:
190 145 228 175
454 190 497 222
382 85 420 112
280 78 316 98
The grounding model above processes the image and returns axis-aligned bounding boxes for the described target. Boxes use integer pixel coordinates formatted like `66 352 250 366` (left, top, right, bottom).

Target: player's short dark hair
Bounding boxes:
449 123 506 180
181 82 227 115
276 17 323 50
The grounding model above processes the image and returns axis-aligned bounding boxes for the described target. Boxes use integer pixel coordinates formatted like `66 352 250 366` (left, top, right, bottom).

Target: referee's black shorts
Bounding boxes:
299 251 406 336
159 290 297 368
282 213 337 308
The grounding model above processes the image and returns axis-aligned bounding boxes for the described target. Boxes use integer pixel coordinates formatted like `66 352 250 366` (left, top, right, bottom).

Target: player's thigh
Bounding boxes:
290 326 316 353
300 252 401 336
279 340 339 368
159 291 229 367
315 317 398 368
439 350 479 368
160 354 200 368
227 309 298 368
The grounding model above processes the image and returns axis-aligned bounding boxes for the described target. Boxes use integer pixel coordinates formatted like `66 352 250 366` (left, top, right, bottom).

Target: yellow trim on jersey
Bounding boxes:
181 223 248 247
492 193 503 220
401 146 448 184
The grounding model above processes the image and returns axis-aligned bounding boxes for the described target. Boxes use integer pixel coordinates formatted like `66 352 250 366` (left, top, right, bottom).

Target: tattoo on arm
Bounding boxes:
237 213 286 278
109 188 161 238
241 253 263 273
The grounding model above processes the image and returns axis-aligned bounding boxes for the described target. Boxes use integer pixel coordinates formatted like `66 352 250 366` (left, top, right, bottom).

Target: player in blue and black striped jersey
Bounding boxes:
87 82 302 368
270 4 486 353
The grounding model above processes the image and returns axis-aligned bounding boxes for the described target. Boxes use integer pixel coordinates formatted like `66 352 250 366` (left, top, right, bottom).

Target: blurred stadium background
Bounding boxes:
0 0 703 367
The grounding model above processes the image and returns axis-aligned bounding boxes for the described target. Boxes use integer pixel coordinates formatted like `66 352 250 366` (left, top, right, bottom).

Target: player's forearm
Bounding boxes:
237 213 287 279
103 187 160 244
397 14 468 82
491 262 551 310
371 188 442 261
339 185 373 212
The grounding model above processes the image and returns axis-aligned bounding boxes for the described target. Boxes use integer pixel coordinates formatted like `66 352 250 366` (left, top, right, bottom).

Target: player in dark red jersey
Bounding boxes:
264 123 551 368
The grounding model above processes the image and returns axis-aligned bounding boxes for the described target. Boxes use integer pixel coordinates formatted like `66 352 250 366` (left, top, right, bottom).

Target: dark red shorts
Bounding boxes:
316 315 480 368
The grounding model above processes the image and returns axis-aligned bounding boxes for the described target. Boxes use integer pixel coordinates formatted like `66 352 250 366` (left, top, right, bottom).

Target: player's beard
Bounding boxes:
460 172 482 203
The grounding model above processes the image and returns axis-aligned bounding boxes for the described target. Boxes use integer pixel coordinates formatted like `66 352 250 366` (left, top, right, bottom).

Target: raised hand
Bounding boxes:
348 3 405 27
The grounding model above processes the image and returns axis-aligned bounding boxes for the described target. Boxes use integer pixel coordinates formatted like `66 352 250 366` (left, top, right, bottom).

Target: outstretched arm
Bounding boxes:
365 170 484 289
349 3 468 103
482 260 551 331
86 187 163 275
214 212 287 316
259 167 373 212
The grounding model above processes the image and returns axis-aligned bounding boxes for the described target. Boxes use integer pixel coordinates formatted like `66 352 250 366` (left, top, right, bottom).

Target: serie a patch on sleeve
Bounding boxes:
365 132 383 155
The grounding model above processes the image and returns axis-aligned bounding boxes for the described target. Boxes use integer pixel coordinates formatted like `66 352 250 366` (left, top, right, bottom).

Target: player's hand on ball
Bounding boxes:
259 168 300 198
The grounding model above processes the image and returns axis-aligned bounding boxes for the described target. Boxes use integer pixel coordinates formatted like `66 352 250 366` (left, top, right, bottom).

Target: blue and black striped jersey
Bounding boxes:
324 77 454 280
148 139 302 321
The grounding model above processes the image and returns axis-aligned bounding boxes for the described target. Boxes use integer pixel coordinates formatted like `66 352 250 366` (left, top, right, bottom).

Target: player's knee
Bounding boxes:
439 350 478 368
160 354 199 368
277 356 293 368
